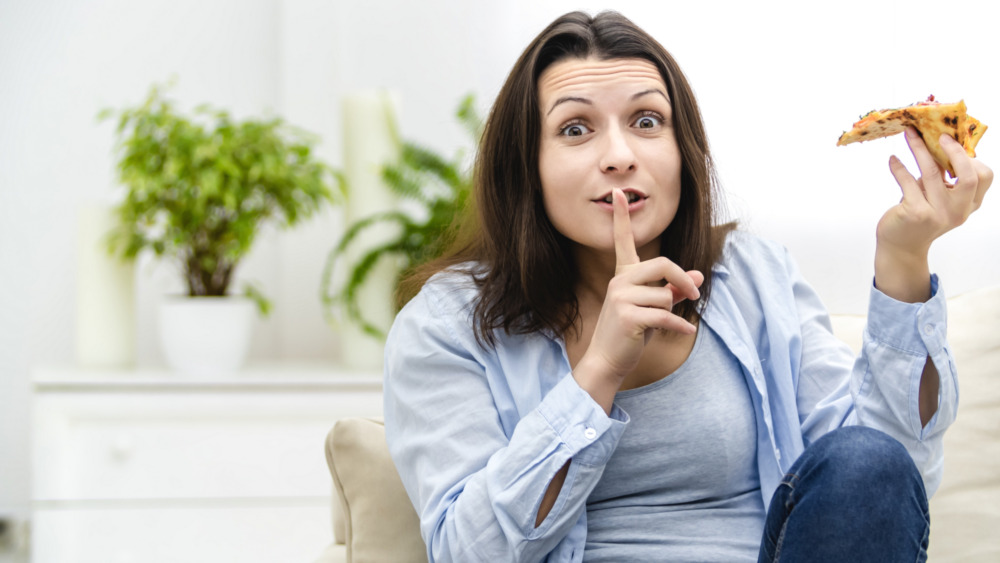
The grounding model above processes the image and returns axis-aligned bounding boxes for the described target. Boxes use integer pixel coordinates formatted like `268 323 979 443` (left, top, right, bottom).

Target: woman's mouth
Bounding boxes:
594 189 647 209
601 192 641 204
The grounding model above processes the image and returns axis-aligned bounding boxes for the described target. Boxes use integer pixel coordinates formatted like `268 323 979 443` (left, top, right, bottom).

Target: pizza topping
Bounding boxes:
915 94 939 107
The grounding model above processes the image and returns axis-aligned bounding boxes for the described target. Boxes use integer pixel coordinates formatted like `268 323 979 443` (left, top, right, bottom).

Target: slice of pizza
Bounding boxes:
837 95 987 176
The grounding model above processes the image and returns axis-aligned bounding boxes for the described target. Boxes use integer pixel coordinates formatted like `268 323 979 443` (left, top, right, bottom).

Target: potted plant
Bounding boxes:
322 94 480 338
102 83 341 375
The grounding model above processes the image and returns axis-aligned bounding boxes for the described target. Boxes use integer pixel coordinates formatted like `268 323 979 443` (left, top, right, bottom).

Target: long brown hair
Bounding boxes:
398 10 734 347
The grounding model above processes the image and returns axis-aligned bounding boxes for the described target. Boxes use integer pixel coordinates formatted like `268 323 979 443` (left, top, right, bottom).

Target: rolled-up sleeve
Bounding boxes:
384 281 627 562
781 237 954 497
852 275 954 495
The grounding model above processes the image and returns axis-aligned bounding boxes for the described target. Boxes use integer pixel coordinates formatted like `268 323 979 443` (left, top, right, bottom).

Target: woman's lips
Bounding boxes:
593 189 648 212
594 196 647 212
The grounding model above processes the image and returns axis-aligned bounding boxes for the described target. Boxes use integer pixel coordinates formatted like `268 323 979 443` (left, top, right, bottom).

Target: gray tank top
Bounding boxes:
584 323 765 562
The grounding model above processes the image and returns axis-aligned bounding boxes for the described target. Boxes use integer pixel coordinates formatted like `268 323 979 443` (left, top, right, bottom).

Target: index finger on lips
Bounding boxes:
613 188 640 269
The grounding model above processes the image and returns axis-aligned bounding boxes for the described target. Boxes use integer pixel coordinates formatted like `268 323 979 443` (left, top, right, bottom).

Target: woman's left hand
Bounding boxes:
873 127 993 302
879 127 993 256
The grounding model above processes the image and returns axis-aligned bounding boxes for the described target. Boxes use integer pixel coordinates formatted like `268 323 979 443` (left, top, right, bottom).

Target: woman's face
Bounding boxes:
537 56 682 262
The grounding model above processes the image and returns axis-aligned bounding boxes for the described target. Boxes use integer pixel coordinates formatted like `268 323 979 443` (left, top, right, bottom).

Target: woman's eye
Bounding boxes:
635 114 662 129
559 123 591 137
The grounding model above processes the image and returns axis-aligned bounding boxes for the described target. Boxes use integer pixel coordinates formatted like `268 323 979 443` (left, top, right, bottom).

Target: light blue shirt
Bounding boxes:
383 231 954 563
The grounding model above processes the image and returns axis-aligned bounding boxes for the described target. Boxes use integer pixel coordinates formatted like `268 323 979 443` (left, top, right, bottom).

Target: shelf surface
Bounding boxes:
33 362 383 392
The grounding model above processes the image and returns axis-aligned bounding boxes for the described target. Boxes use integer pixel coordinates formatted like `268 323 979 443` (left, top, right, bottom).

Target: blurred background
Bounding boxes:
1 0 998 560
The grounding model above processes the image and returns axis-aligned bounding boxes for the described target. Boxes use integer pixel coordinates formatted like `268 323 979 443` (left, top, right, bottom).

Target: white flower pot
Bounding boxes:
159 296 255 377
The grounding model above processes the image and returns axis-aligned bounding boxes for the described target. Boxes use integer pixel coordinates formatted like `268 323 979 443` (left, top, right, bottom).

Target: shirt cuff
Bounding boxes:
536 372 629 466
867 274 946 357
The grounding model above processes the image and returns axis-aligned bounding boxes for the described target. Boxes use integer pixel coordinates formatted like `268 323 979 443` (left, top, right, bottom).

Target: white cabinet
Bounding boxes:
31 364 382 563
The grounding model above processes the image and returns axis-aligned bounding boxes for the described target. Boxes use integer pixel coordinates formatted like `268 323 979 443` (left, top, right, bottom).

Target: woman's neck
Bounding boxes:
573 248 616 306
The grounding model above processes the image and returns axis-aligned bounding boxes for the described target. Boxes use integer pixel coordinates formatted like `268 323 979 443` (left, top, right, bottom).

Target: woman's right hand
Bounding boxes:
573 189 703 410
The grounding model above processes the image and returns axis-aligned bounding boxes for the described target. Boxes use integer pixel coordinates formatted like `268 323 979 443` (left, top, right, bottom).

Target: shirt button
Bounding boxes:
923 324 934 335
774 448 782 461
584 427 597 440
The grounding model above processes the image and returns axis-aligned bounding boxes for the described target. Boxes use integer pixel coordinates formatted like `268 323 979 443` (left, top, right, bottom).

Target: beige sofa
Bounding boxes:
318 284 1000 563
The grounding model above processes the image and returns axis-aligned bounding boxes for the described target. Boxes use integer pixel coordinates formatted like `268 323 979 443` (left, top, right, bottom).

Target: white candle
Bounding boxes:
339 90 401 371
75 204 136 367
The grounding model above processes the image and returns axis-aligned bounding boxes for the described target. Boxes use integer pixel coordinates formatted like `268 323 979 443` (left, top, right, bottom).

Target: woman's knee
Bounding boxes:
764 427 931 561
803 426 925 498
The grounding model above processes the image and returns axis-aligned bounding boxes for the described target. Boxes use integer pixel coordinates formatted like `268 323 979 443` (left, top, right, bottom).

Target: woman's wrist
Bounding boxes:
571 353 625 415
873 242 931 303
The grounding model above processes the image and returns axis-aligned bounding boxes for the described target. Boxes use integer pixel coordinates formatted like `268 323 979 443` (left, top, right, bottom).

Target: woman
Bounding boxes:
383 10 992 562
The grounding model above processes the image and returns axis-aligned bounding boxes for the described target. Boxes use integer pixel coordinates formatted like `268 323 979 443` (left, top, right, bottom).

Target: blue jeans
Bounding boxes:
758 426 930 562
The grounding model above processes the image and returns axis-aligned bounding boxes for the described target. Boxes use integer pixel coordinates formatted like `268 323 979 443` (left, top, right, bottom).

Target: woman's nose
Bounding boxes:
600 128 637 173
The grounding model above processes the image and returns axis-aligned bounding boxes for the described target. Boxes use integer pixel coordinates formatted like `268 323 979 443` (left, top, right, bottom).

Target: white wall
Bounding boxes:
1 0 287 544
2 0 998 552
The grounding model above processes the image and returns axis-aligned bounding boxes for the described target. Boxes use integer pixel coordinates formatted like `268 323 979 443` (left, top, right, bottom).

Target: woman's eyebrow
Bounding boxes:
546 96 591 116
546 89 669 116
632 88 669 103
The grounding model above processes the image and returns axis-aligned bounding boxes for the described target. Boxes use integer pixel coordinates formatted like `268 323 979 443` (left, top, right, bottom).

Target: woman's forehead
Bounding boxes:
537 57 666 99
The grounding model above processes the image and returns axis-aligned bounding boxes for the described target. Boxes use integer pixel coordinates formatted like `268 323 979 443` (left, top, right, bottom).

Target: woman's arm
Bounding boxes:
383 281 627 562
792 131 990 495
875 128 993 425
789 247 955 496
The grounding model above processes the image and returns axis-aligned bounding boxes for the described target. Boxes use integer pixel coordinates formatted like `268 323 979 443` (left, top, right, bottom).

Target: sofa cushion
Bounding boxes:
326 417 427 563
925 285 1000 561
